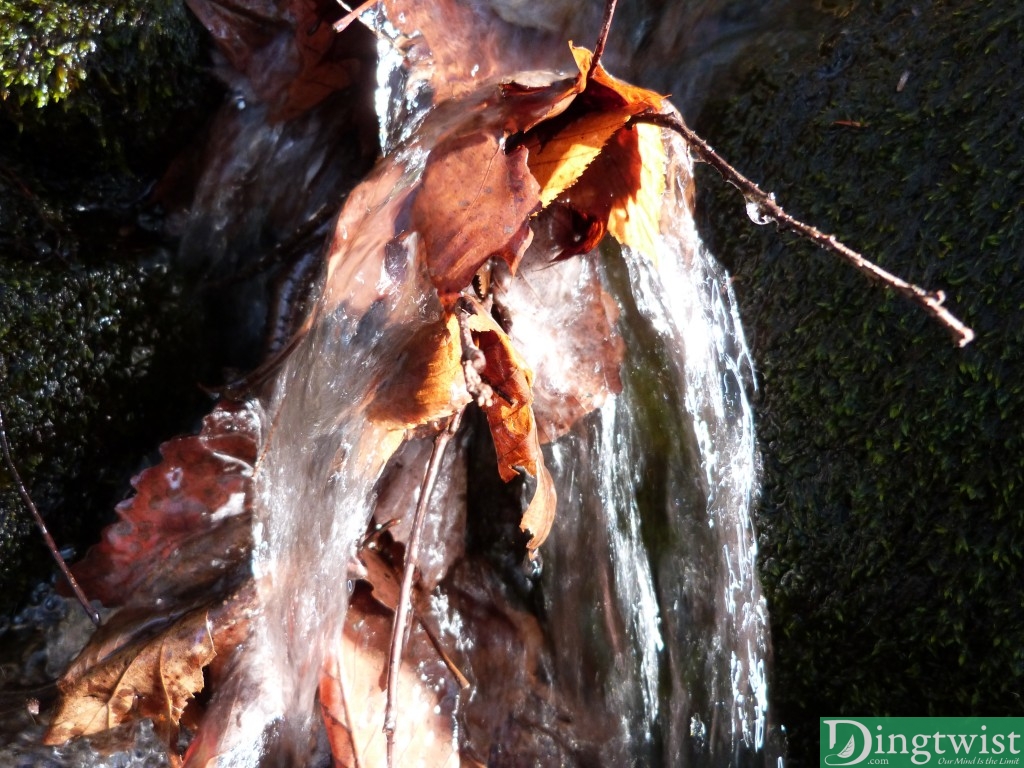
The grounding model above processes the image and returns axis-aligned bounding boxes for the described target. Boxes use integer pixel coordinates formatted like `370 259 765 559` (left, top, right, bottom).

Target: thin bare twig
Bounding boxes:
630 110 975 347
589 0 619 78
333 0 380 33
383 409 464 767
0 404 100 625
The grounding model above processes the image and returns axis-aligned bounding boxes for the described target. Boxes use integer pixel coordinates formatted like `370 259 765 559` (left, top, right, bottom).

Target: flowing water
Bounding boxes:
197 27 775 763
536 132 769 765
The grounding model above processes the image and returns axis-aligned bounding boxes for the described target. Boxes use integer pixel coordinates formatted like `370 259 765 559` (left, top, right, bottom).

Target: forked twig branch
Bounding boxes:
0 403 100 625
383 409 464 767
630 110 975 347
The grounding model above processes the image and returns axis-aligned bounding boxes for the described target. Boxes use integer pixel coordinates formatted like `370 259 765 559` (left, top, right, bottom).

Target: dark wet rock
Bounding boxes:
0 256 208 615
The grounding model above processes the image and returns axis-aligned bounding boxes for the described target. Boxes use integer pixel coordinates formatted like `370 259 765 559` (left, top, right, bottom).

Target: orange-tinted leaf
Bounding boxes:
412 132 541 297
464 306 556 550
503 44 667 266
44 608 216 747
552 122 666 265
606 121 667 263
525 105 636 207
367 313 471 430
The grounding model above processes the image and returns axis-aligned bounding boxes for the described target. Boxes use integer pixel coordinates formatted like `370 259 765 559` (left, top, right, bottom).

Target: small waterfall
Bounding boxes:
192 15 773 765
621 132 769 763
537 132 769 765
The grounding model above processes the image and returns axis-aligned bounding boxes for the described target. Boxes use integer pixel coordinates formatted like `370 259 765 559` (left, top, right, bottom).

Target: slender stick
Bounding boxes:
0 404 100 625
333 0 380 33
383 409 464 767
589 0 619 78
630 110 975 347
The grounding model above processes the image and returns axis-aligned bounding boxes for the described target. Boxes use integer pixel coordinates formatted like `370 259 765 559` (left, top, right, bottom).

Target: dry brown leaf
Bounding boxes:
412 132 541 298
45 608 216 747
372 437 468 591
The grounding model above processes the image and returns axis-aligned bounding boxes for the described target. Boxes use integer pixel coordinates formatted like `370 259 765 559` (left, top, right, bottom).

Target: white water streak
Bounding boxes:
598 398 665 732
624 131 769 753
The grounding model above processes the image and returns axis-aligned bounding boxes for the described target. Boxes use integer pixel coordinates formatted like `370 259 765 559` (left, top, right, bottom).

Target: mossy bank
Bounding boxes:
0 0 220 613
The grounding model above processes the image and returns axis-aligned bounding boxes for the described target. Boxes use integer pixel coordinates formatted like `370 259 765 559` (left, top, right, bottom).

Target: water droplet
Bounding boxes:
745 197 772 226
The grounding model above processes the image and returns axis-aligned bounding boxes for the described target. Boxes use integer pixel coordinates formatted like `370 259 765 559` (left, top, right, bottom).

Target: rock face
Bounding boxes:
696 0 1024 761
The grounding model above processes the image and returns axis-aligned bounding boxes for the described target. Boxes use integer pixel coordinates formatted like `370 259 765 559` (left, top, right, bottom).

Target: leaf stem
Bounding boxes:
383 409 464 767
0 404 100 625
630 110 975 347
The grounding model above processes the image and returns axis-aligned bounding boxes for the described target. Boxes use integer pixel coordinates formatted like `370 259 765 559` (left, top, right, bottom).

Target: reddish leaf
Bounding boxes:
70 401 259 609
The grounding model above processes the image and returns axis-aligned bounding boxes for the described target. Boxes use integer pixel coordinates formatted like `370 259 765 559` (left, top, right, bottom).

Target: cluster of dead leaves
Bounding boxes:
40 4 680 765
357 40 672 556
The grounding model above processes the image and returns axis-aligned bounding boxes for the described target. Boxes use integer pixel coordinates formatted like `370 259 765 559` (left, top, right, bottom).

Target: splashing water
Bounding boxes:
535 132 770 765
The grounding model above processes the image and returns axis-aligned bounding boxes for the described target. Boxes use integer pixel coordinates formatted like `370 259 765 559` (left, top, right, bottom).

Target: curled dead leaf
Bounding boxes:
44 608 216 748
504 43 668 262
462 303 556 550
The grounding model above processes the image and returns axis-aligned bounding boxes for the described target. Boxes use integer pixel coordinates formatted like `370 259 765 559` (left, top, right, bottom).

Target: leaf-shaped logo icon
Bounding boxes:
837 735 856 758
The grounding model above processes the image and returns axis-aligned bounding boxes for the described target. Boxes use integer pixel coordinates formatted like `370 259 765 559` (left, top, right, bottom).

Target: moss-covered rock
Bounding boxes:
696 0 1024 761
1 0 218 177
0 0 221 614
0 258 207 613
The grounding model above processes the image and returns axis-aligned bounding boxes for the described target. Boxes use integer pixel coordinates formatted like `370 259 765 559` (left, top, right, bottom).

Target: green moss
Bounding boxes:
697 0 1024 761
0 259 207 614
1 0 219 177
0 0 220 615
